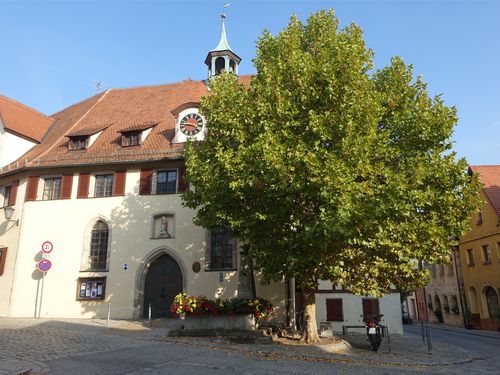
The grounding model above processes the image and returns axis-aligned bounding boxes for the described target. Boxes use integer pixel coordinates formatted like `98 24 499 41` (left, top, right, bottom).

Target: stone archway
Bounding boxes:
135 247 186 319
468 286 479 314
483 286 500 320
143 254 182 318
433 295 443 322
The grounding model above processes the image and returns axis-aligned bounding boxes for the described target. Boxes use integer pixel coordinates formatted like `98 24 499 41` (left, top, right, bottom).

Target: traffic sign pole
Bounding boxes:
38 272 45 318
36 241 53 318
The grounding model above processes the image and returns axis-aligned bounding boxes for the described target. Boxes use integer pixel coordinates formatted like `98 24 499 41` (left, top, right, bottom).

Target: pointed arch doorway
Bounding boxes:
143 254 182 318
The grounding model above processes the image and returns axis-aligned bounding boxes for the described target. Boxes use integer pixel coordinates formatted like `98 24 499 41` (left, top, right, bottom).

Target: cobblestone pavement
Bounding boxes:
0 318 496 374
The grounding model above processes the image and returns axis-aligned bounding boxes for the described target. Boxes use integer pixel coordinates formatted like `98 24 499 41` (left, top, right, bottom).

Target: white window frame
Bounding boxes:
151 168 179 195
1 185 11 207
94 173 114 198
41 176 62 201
205 227 237 271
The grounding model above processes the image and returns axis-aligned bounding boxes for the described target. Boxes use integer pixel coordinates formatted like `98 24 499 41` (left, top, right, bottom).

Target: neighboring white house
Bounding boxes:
0 95 53 169
0 18 402 334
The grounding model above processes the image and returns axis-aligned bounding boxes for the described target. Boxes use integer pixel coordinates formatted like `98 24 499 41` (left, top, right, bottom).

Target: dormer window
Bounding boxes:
118 122 156 148
121 131 141 147
68 136 89 150
65 125 108 151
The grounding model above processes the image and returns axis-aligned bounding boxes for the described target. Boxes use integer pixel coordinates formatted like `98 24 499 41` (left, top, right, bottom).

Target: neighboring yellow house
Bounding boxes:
459 166 500 331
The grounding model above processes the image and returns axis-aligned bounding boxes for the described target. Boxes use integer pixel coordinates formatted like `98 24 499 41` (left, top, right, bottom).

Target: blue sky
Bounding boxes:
1 1 499 165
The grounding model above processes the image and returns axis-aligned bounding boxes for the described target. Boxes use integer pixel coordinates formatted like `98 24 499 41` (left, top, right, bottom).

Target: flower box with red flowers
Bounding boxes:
170 293 273 330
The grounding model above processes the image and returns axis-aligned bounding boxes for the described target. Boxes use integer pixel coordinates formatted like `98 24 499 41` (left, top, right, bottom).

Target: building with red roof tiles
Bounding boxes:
457 166 500 331
0 17 403 335
0 95 53 168
0 18 287 324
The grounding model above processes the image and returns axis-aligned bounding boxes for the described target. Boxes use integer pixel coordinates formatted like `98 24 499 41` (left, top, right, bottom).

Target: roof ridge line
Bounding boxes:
0 94 53 121
110 78 202 92
470 164 500 168
33 89 113 163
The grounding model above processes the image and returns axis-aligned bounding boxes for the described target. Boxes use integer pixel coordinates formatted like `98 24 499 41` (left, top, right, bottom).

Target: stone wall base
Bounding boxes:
184 314 255 331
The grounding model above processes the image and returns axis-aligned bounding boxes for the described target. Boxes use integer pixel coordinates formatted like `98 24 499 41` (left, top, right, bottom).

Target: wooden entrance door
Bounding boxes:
143 254 182 318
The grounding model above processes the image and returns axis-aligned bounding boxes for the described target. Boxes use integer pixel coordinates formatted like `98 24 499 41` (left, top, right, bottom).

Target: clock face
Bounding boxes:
180 113 204 137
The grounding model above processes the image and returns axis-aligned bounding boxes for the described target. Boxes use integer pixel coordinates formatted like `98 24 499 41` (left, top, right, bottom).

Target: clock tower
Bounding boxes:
205 12 241 79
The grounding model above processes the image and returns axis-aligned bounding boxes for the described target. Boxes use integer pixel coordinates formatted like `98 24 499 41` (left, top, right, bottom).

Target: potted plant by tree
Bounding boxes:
170 293 273 331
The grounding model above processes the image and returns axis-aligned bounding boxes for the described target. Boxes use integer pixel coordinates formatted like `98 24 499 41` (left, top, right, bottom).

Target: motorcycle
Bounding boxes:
364 314 383 351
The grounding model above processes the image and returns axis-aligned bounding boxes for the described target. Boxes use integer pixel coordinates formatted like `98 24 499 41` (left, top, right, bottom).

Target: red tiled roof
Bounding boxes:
0 95 53 142
66 125 110 137
119 122 157 133
0 75 253 175
469 165 500 217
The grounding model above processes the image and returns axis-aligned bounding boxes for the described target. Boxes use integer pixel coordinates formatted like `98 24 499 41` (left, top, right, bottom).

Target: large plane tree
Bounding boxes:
182 10 481 342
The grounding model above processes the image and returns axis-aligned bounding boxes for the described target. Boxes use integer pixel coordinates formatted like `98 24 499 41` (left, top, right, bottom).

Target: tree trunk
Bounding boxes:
300 289 320 343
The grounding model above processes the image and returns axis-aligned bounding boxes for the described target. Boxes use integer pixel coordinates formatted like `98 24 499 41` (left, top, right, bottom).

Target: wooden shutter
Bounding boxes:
113 170 126 196
8 180 18 206
139 169 152 195
362 298 380 319
415 288 426 321
61 174 74 199
77 173 90 199
0 247 7 276
25 176 39 201
177 166 189 192
326 299 344 321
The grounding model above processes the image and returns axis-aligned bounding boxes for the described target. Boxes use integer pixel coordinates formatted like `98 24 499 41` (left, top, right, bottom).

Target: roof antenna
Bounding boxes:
91 80 109 94
94 81 103 93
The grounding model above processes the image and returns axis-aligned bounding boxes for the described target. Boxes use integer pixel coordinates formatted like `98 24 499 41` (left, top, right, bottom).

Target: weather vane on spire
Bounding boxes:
222 3 230 20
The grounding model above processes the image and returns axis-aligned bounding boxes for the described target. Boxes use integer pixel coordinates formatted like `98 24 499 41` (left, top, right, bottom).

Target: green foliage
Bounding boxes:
183 10 482 297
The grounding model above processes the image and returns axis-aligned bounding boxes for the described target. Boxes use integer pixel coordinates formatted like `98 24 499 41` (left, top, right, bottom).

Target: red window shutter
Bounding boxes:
25 176 40 201
177 166 189 192
0 247 7 276
113 170 126 196
8 180 18 206
326 299 344 321
61 174 74 199
139 169 152 195
77 173 90 199
362 298 380 319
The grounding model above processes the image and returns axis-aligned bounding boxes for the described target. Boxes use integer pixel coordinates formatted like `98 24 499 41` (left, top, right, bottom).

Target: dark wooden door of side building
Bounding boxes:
143 254 182 318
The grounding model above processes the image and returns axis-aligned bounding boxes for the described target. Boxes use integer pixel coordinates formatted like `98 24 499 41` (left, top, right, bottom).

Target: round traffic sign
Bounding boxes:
37 259 52 272
41 241 53 254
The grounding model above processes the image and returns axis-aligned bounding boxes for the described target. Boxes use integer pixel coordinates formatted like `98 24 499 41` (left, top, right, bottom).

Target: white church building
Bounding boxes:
0 17 402 334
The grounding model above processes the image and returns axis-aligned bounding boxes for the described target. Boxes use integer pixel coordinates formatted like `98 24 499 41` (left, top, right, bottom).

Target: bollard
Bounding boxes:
107 303 111 326
386 325 391 352
148 303 152 326
421 320 425 343
426 322 433 354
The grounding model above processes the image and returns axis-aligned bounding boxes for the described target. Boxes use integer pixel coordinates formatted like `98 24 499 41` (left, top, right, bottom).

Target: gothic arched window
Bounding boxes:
485 286 500 319
89 220 109 270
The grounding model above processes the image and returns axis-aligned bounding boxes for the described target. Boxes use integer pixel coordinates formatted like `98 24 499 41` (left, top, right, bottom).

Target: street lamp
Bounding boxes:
3 206 19 226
